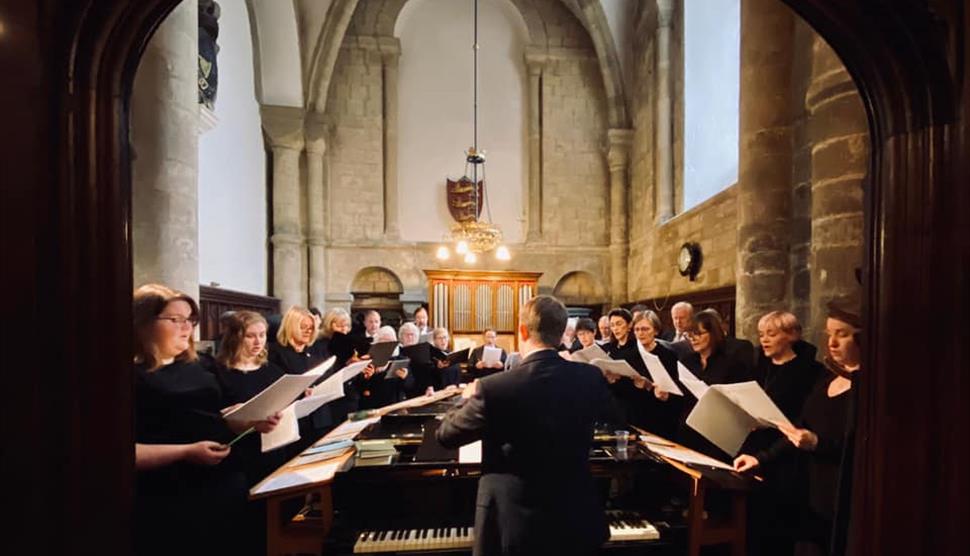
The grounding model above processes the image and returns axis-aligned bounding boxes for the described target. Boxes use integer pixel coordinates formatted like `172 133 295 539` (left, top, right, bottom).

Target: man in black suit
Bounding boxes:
437 295 613 556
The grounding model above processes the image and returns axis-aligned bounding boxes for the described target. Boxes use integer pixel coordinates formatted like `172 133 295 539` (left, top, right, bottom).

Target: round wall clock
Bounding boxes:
678 242 702 280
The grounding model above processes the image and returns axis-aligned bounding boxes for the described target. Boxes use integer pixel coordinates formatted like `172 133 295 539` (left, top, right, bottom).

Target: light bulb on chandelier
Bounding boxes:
455 240 470 255
495 245 511 261
436 246 450 260
464 252 477 264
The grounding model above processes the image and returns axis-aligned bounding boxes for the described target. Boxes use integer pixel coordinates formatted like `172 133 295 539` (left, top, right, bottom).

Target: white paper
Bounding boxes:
686 388 758 455
570 343 610 363
295 384 344 420
482 345 503 366
645 443 734 470
590 358 642 380
677 362 709 399
712 381 793 428
459 441 483 464
251 461 342 495
638 343 683 396
339 359 371 382
222 373 321 424
260 403 300 452
305 356 336 377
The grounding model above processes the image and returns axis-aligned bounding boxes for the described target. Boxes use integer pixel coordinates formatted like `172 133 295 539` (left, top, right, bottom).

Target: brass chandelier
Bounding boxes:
436 0 510 264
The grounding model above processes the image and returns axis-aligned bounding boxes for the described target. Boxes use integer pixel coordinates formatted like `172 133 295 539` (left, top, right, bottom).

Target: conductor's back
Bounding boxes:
437 295 613 556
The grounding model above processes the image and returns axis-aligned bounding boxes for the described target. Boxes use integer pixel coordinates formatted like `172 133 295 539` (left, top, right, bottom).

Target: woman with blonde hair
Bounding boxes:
132 284 279 555
269 305 324 375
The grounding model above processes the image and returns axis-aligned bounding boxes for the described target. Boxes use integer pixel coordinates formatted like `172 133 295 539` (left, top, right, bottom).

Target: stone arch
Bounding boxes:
553 270 608 305
349 266 404 295
246 0 304 107
565 0 630 128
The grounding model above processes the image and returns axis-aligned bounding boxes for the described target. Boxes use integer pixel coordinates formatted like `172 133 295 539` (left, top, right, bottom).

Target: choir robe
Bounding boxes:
134 360 250 556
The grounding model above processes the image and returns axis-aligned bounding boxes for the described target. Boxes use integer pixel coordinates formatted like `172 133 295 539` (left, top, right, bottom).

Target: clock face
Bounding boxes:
678 246 693 273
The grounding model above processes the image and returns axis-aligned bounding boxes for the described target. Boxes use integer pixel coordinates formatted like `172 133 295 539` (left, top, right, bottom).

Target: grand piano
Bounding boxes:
250 388 750 555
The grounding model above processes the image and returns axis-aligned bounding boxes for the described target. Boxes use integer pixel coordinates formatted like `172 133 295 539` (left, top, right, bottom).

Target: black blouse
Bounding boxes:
134 359 248 554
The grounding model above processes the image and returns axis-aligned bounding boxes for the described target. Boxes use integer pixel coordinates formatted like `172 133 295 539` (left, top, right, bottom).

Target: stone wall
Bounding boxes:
325 39 386 244
539 53 611 247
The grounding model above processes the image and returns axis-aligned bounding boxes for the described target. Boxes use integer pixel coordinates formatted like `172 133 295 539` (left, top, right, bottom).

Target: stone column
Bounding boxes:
736 0 795 341
654 0 675 224
131 0 200 300
380 37 402 240
608 129 634 304
262 105 306 310
306 116 328 309
525 50 546 242
806 36 867 346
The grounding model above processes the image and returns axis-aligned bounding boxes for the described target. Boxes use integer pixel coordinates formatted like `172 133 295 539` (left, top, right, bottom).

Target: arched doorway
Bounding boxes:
6 1 967 553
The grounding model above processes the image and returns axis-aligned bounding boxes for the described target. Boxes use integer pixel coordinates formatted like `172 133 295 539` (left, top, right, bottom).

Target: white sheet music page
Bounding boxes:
713 381 793 428
482 346 503 366
637 343 683 396
260 403 300 452
459 441 482 464
676 362 709 399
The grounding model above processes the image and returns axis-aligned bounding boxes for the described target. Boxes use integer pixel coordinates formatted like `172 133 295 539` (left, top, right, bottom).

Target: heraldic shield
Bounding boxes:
446 177 484 223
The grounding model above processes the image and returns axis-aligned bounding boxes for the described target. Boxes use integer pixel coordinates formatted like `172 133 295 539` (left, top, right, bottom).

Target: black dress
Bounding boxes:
354 353 415 410
134 360 249 556
743 342 824 556
269 342 336 449
648 342 684 439
212 362 288 486
603 337 650 429
756 375 852 556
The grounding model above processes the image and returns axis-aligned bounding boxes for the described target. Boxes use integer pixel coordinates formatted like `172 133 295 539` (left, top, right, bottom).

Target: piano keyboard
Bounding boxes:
606 511 661 542
353 512 659 553
354 526 474 553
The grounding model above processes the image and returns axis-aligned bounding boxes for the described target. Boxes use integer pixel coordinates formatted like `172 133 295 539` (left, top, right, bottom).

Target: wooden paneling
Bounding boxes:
627 286 737 337
198 285 280 340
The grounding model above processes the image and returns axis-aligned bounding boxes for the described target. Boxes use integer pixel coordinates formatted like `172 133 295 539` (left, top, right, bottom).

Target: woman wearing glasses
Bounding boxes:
133 284 280 555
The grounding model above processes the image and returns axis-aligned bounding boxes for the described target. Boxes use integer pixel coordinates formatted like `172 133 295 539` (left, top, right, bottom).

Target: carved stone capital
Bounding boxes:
524 46 548 75
378 36 402 65
304 113 330 155
607 128 634 170
261 104 305 151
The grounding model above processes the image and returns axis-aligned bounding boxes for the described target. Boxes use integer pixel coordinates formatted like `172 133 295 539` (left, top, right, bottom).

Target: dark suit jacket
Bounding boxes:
437 349 612 556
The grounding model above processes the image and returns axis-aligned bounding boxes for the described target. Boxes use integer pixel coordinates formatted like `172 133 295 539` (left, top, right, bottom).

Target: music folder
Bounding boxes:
330 331 372 361
431 346 471 366
400 342 432 365
383 358 410 380
223 368 327 425
367 340 399 368
685 381 794 455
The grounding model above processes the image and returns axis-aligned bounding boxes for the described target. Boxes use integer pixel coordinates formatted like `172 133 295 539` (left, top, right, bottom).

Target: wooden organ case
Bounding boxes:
424 269 542 352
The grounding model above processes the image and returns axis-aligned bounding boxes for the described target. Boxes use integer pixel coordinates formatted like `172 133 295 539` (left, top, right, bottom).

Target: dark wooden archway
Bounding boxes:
1 1 966 553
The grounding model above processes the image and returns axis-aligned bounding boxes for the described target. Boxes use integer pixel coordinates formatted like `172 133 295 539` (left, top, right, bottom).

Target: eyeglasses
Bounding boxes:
157 316 198 327
686 329 709 339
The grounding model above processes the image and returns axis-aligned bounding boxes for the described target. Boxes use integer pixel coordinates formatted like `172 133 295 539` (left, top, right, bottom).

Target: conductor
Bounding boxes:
437 295 613 556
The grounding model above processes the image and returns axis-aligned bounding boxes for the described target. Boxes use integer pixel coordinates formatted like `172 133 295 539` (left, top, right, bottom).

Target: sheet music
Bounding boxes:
340 359 371 382
482 345 503 366
686 388 758 455
712 381 793 428
260 403 300 452
645 443 734 470
590 358 642 380
638 343 683 396
295 374 345 419
458 441 482 464
677 362 709 399
570 343 609 363
222 373 321 424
